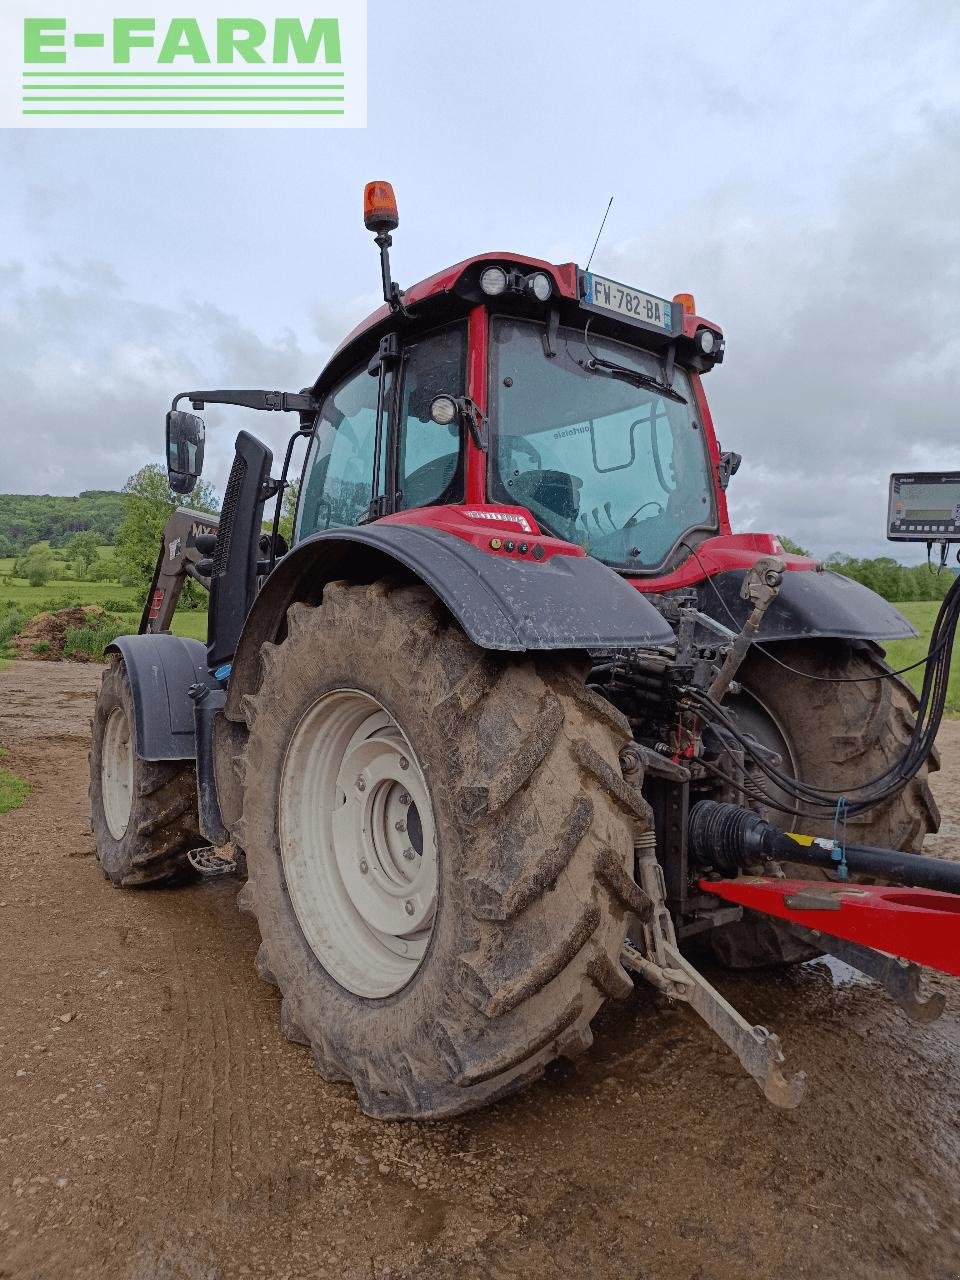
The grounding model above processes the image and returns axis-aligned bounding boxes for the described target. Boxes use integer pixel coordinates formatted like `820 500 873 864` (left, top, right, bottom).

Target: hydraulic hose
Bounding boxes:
679 554 960 819
689 799 960 896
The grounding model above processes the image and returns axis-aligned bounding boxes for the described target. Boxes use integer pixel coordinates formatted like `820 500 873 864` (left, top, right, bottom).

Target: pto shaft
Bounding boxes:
688 800 960 896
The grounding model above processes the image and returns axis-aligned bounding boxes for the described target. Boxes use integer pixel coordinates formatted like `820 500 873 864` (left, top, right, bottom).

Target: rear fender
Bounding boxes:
106 633 208 760
223 525 675 721
697 568 918 643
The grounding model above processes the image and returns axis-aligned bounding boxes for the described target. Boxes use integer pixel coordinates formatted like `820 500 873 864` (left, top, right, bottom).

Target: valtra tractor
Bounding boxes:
89 182 960 1118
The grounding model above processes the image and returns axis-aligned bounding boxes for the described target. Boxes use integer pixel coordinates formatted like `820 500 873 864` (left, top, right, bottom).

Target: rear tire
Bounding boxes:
236 580 651 1120
89 655 202 887
709 640 940 968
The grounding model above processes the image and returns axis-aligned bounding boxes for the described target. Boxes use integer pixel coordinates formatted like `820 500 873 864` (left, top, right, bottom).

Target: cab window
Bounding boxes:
295 360 382 539
396 324 466 510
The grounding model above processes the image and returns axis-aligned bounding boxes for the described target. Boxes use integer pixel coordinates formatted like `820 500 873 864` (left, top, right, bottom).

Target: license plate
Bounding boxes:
582 272 674 332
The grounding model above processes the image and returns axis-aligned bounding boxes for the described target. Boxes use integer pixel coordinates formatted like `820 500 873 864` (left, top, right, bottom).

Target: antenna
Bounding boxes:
585 196 613 272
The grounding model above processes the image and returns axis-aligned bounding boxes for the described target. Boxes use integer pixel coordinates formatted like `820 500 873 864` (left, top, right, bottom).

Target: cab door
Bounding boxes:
294 345 394 540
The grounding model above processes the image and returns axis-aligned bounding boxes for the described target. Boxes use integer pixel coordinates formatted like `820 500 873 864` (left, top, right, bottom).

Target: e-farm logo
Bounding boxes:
1 2 366 127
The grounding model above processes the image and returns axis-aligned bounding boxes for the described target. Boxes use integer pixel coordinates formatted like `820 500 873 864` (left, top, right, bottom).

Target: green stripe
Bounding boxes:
22 83 342 89
22 70 344 77
73 34 105 47
22 108 346 115
24 95 345 102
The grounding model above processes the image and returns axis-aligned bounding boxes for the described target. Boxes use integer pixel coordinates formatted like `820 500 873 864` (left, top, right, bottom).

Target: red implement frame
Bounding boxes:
700 877 960 978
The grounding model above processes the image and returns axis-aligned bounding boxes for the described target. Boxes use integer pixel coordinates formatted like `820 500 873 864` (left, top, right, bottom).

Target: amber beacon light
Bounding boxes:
364 180 400 233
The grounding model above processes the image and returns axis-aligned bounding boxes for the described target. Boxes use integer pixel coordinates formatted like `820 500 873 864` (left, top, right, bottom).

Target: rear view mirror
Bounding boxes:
166 409 205 495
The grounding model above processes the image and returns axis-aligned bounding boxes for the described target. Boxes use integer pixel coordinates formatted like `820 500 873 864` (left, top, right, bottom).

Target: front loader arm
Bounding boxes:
139 507 220 635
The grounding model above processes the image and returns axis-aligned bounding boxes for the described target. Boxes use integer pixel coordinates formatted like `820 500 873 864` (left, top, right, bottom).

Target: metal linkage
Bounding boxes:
623 828 805 1108
783 924 945 1025
706 555 784 703
621 938 806 1108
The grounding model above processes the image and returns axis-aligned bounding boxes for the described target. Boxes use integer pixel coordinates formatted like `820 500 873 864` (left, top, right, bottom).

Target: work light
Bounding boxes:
527 271 553 302
480 266 508 296
430 395 458 426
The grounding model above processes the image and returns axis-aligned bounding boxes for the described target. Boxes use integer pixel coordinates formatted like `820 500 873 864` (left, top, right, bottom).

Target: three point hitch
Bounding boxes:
623 799 958 1108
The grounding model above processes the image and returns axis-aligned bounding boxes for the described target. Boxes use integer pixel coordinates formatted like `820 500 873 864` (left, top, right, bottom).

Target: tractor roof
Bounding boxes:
330 252 580 359
312 251 722 395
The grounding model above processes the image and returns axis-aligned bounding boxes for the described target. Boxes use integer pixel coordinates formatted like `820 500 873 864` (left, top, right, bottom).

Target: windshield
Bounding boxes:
489 317 716 569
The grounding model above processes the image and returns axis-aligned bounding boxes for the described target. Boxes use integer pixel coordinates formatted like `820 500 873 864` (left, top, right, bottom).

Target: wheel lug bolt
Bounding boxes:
399 756 409 771
359 859 369 874
399 792 411 806
402 848 415 861
395 820 406 833
356 777 366 792
404 900 415 915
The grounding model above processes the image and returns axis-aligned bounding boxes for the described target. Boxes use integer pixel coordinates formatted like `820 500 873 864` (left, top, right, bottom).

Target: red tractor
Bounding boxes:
89 182 959 1118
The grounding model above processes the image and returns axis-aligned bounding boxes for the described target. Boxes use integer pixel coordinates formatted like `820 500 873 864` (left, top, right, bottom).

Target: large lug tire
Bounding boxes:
236 580 651 1120
708 639 940 968
89 655 202 887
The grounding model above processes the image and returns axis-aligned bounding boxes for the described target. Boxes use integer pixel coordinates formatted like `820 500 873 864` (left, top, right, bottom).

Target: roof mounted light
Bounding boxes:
363 180 399 233
527 271 553 302
363 180 404 312
673 292 696 316
480 266 508 296
696 328 716 354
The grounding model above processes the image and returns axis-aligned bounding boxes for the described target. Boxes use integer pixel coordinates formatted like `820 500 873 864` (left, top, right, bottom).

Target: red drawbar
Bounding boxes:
701 877 960 978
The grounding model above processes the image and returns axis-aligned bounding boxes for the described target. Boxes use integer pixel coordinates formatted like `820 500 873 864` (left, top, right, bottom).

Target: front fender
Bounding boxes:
224 525 675 721
106 633 208 760
697 568 917 642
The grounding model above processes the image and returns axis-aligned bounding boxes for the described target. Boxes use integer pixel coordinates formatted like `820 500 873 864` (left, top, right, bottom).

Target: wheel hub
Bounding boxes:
101 705 133 840
279 689 439 999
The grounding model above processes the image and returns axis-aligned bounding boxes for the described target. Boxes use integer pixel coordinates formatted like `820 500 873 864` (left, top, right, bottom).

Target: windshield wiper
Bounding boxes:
579 355 688 404
579 321 687 404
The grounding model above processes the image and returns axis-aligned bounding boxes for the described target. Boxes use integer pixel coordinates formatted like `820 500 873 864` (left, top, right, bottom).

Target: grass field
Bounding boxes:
0 556 206 644
0 750 31 814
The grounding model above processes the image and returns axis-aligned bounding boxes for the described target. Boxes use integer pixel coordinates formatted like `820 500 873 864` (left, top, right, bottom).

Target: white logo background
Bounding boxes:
0 0 366 128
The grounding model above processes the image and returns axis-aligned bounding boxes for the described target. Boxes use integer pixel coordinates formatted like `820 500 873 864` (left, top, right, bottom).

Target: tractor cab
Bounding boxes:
292 180 731 581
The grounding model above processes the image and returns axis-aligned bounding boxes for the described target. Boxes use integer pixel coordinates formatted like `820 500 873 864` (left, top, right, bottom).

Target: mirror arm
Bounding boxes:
171 389 320 414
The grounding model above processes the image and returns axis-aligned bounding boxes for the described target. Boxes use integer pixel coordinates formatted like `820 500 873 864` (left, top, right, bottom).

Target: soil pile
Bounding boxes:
11 606 116 662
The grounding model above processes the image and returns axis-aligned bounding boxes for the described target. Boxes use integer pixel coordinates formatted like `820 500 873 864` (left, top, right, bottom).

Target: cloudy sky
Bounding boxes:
2 0 959 560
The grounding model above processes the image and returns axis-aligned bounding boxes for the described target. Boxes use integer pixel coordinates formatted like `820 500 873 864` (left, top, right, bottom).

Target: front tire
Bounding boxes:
89 655 202 887
709 640 940 968
236 580 652 1120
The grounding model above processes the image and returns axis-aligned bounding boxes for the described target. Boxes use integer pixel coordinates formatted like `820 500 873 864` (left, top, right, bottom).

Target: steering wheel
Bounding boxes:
624 500 664 528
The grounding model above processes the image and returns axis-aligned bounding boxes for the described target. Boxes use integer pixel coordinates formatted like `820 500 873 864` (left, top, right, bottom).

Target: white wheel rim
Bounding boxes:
279 689 439 999
102 705 134 840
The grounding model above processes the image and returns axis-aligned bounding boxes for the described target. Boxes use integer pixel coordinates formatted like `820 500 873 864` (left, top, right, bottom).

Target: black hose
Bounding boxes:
683 567 960 816
689 800 960 895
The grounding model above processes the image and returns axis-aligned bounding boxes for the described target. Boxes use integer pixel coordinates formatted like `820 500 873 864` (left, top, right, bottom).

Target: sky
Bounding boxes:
2 0 959 560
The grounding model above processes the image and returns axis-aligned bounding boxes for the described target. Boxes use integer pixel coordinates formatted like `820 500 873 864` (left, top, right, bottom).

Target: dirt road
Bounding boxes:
1 659 958 1280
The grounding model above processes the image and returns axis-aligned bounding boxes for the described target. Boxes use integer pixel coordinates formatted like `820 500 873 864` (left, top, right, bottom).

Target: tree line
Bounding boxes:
0 491 126 556
2 489 956 604
779 538 957 601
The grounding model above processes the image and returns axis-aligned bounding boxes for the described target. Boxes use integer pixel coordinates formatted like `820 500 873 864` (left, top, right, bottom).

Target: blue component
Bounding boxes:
831 797 850 880
214 662 232 682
